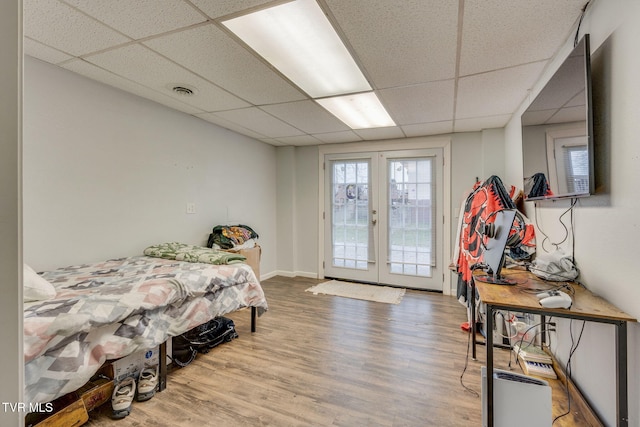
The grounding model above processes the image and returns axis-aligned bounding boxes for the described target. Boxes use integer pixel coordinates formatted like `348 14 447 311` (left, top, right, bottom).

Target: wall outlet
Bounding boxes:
186 203 196 214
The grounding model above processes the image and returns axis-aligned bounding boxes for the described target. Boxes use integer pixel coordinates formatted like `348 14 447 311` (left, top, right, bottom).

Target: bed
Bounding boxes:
23 247 268 406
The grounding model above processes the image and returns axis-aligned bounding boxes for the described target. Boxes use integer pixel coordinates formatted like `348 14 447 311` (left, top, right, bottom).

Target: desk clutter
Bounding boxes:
474 270 636 426
207 224 261 279
537 290 572 309
512 342 557 379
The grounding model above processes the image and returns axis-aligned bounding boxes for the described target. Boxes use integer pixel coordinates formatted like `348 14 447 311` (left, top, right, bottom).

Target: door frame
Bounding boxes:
317 136 452 295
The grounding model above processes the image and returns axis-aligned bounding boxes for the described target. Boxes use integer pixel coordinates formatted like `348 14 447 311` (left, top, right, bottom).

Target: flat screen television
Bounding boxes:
521 34 594 201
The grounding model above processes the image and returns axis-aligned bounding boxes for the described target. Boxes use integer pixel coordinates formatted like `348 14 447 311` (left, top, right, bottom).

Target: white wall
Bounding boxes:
1 1 23 425
274 145 319 278
294 145 320 277
23 57 277 276
504 0 640 424
275 147 295 276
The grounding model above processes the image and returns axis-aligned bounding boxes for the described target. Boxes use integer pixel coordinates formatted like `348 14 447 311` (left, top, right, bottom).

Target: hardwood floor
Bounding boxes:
86 276 512 426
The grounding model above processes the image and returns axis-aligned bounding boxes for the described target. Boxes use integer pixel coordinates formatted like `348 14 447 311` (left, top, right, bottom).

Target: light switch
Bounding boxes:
186 203 196 214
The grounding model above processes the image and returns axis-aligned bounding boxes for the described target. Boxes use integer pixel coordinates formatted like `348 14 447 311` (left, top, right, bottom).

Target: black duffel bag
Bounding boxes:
171 317 238 367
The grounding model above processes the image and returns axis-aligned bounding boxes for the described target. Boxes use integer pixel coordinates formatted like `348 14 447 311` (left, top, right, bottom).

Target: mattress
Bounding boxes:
23 256 268 404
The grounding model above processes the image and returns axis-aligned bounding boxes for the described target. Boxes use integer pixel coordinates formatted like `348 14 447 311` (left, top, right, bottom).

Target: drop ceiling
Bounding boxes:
23 0 588 146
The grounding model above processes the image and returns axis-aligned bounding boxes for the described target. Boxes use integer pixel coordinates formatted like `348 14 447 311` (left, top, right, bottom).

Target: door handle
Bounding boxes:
372 219 377 225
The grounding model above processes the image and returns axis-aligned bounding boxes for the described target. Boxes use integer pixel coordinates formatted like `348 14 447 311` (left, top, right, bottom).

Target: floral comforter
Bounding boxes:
23 256 268 405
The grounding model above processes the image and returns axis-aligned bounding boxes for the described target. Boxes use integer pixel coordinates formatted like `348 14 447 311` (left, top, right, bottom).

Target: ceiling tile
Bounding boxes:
272 135 324 146
144 24 306 105
260 101 350 134
258 138 288 146
454 115 512 133
189 0 275 19
24 0 131 56
354 127 405 141
84 44 250 112
546 105 584 124
213 107 305 138
24 38 74 64
312 131 363 144
22 0 585 147
521 109 555 126
324 0 459 88
64 0 207 40
401 122 453 137
380 80 455 125
61 58 204 115
460 0 586 75
195 112 269 140
456 62 546 120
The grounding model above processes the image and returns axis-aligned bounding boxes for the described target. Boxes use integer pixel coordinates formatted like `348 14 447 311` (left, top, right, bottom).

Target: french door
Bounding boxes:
323 149 443 291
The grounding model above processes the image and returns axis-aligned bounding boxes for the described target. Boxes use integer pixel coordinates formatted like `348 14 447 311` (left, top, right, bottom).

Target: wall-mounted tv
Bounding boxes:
521 34 594 201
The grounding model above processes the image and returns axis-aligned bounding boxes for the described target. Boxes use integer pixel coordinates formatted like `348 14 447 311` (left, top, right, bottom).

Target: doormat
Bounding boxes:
305 280 406 304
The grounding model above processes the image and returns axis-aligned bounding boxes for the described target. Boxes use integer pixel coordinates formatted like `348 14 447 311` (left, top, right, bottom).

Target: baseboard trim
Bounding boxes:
294 271 319 279
262 270 318 280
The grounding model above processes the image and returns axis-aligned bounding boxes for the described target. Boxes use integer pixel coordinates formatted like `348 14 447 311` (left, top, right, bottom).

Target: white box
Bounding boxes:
481 367 552 427
112 346 159 381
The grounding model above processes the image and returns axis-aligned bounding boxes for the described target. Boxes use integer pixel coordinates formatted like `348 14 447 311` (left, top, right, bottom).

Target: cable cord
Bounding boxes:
534 198 577 254
553 320 586 424
508 321 557 370
518 280 574 296
459 324 480 397
574 1 591 47
495 311 519 341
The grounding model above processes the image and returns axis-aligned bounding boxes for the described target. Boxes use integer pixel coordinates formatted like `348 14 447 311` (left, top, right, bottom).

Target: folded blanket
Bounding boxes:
144 242 246 265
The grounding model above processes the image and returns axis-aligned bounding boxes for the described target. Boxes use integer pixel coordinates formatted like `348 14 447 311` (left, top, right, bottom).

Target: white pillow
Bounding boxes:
23 264 56 302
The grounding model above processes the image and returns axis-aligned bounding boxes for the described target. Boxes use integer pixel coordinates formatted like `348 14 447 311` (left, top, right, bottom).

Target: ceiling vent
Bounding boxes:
170 85 197 96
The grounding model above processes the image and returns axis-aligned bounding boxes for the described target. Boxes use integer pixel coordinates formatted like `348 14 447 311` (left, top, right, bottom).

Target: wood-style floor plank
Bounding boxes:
85 276 512 426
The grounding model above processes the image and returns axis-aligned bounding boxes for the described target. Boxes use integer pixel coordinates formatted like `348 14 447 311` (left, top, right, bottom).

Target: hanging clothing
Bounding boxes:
454 176 536 303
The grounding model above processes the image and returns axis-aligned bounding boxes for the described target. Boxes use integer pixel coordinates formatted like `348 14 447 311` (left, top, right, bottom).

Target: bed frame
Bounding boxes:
157 306 257 392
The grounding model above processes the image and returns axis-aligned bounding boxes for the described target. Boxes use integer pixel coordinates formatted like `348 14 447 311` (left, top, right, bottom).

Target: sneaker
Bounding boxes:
111 377 135 419
137 365 158 402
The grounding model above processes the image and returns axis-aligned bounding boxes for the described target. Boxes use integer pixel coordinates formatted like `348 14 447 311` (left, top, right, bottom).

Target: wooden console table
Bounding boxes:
473 268 636 427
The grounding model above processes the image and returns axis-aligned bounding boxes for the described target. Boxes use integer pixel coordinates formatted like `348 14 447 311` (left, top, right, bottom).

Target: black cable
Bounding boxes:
460 323 480 397
508 320 557 369
553 320 586 424
574 1 591 48
533 199 576 253
555 198 577 247
517 280 568 295
495 272 529 286
533 202 552 252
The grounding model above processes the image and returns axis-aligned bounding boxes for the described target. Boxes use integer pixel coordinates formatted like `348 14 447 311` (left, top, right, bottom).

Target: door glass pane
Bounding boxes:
388 158 435 277
331 160 370 270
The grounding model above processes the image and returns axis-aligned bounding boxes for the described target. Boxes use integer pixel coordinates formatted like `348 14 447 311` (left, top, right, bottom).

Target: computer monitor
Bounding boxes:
475 209 517 285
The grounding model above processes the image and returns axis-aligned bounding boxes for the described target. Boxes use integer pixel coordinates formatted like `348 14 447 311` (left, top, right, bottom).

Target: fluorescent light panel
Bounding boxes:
317 92 395 129
222 0 371 98
223 0 395 129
